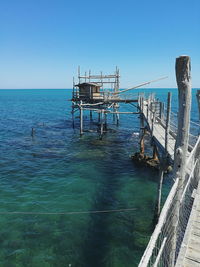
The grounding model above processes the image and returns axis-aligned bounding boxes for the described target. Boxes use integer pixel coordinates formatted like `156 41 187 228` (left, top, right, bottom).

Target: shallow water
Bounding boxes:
0 88 199 266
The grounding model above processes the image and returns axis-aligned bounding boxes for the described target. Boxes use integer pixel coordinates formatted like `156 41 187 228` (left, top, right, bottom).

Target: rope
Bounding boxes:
164 109 200 127
0 208 137 215
190 120 200 127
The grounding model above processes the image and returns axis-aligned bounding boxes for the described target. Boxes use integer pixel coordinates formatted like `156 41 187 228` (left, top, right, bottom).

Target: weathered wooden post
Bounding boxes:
151 111 155 136
80 100 83 135
165 92 172 152
104 112 107 131
155 164 164 220
159 102 162 119
152 145 159 161
31 127 35 137
141 96 144 114
171 55 192 265
72 109 75 128
139 128 146 156
116 104 119 126
100 109 104 139
196 90 200 120
147 104 149 122
90 110 93 121
140 103 144 130
139 96 145 157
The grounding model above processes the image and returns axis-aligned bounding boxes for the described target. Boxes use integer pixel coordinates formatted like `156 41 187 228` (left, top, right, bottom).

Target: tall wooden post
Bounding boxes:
113 105 115 122
196 90 200 120
139 129 146 156
116 104 119 126
72 106 75 129
80 100 83 135
90 110 93 121
159 101 164 121
155 166 164 220
100 110 104 139
171 56 192 265
165 92 172 152
98 112 101 123
139 97 145 157
151 111 155 136
104 112 107 131
141 96 144 114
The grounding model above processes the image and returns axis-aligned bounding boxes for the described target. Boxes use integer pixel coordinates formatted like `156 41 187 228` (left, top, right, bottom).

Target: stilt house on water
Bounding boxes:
71 67 166 138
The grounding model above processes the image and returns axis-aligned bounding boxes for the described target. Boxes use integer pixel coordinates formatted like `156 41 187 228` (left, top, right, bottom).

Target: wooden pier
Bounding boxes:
71 56 200 266
138 56 200 267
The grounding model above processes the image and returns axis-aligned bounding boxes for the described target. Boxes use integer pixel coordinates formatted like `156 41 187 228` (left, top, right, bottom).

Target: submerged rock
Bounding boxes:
131 152 159 170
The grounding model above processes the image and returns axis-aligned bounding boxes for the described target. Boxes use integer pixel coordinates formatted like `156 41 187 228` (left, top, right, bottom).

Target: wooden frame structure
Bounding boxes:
71 67 138 138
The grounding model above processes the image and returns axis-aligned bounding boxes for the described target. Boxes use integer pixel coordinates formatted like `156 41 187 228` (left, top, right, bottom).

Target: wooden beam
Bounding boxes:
171 55 192 265
196 90 200 120
165 92 172 153
80 100 83 135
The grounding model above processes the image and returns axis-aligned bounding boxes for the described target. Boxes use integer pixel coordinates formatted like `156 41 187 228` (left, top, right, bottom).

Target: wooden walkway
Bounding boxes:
142 99 176 161
176 176 200 266
139 98 200 267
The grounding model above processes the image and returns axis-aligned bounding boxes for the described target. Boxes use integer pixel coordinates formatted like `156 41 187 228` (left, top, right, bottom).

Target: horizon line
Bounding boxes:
0 87 199 90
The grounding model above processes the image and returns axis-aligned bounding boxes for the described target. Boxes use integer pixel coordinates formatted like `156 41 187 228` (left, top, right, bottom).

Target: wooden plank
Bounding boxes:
184 257 200 267
175 164 200 267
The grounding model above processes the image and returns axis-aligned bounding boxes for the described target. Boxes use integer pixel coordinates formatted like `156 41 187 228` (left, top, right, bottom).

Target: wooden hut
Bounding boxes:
76 82 101 101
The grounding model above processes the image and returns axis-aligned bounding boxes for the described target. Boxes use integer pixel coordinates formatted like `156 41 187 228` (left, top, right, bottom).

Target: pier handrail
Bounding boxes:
138 136 200 266
138 56 200 266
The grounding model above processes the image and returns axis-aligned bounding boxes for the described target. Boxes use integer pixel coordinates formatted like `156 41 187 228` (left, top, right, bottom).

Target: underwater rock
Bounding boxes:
131 152 159 170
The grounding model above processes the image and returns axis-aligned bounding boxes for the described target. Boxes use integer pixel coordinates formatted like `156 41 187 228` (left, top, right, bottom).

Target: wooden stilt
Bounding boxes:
153 145 159 161
80 100 83 136
113 106 115 122
98 112 100 123
155 166 164 221
90 110 93 121
139 107 145 156
31 127 35 137
140 112 144 129
116 112 119 126
72 105 75 129
100 110 104 139
116 104 119 126
104 112 107 131
139 128 146 156
151 111 155 136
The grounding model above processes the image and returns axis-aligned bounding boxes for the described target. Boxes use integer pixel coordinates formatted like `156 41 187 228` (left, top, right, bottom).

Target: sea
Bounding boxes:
0 88 199 267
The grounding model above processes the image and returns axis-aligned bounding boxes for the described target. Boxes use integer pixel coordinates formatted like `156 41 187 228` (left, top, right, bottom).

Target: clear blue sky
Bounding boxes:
0 0 199 89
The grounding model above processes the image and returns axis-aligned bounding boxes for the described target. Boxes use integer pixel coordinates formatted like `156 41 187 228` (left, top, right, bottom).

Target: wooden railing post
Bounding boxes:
196 90 200 120
171 55 192 265
141 96 144 113
151 111 155 136
165 92 172 152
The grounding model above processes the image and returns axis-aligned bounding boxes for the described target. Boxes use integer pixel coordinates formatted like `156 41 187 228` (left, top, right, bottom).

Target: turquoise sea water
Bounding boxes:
0 88 199 267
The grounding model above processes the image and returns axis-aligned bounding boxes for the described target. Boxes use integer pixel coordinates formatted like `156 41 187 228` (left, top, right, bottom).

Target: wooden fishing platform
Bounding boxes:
71 67 140 138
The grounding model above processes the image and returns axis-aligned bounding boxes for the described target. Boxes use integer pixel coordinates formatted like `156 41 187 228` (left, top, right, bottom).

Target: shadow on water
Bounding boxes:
78 133 134 266
82 157 121 265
